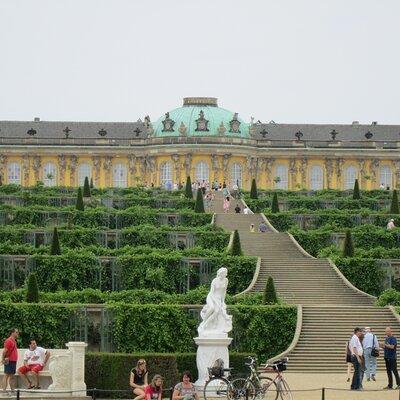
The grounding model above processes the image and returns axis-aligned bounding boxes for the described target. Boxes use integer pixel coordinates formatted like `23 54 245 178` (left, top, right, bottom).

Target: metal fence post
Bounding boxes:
91 388 96 400
321 387 325 400
16 389 20 400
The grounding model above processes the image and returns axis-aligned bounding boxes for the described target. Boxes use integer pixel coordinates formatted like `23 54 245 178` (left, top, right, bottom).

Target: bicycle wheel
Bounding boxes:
260 377 278 400
277 378 292 400
229 378 256 400
204 377 231 400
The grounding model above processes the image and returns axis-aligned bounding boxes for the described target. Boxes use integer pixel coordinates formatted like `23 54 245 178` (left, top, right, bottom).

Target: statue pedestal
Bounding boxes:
194 336 232 388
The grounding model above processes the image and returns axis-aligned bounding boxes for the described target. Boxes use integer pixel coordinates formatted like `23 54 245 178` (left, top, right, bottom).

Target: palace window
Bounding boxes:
43 162 57 187
310 165 324 190
195 161 210 183
113 163 127 188
344 166 358 190
275 165 288 190
380 166 393 189
77 163 92 186
7 162 21 185
160 162 173 188
231 163 243 188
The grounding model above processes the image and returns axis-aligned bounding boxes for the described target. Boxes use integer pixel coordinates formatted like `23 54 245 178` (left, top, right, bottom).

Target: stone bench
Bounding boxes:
0 342 87 397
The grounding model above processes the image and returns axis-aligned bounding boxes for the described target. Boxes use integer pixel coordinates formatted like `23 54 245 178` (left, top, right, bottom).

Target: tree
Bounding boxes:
271 192 280 213
250 178 258 199
26 273 39 303
90 177 94 189
185 176 193 199
194 189 205 213
263 276 278 304
352 179 361 200
390 190 399 214
50 227 61 255
230 230 243 256
83 176 91 197
343 229 354 257
76 187 85 211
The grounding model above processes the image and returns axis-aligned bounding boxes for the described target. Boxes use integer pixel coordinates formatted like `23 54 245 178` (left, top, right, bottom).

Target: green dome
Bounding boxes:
152 97 250 138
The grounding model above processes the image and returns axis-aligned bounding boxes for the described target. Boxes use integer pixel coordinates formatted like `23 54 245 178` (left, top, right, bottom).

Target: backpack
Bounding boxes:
210 359 224 377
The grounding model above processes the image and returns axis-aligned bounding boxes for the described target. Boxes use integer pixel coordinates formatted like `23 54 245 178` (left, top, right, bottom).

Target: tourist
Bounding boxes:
130 359 149 400
18 339 50 389
223 196 230 213
232 182 239 199
349 327 364 390
222 184 230 199
234 204 241 214
213 180 218 191
1 328 19 393
250 223 255 233
204 192 212 210
145 375 163 400
363 327 379 382
243 206 250 215
345 340 352 382
172 371 199 400
387 219 396 230
380 183 385 190
173 183 178 191
383 327 400 389
259 221 267 233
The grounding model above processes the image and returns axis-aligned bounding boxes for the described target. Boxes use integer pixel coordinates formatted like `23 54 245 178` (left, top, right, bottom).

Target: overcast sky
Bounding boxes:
0 0 399 124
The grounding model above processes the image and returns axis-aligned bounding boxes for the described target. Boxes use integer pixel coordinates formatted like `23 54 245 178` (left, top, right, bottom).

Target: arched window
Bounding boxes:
310 165 324 190
43 162 57 187
380 166 393 189
231 163 243 188
195 161 210 183
77 163 92 187
344 166 358 190
160 162 173 188
275 165 288 189
113 163 127 188
7 162 21 185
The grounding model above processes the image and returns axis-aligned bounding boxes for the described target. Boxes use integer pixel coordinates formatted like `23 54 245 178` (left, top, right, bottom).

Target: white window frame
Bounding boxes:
310 165 324 190
195 161 210 183
77 163 92 187
160 162 173 188
43 162 57 187
380 166 393 189
7 162 21 185
275 165 288 190
344 165 358 190
113 163 127 188
231 163 243 188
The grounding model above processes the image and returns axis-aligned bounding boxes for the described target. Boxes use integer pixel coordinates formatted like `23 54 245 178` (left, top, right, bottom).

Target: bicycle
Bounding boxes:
230 356 292 400
203 366 235 400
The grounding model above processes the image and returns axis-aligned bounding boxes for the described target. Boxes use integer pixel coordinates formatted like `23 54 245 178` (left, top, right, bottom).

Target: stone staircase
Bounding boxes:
211 195 400 373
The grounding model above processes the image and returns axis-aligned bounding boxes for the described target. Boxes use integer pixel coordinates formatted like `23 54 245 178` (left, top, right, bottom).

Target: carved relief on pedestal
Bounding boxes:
22 155 30 186
129 155 137 186
335 158 345 188
370 159 380 186
299 158 308 188
324 158 334 189
184 153 192 178
289 158 298 189
171 154 181 184
58 154 67 186
69 155 78 186
0 155 7 184
92 156 101 187
32 156 41 182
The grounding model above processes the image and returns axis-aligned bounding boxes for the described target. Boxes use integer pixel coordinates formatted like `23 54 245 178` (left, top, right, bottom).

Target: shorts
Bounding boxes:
4 361 17 375
18 364 43 374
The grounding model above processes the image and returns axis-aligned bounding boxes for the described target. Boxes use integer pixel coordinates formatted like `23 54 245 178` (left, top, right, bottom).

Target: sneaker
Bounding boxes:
383 386 393 390
371 375 376 381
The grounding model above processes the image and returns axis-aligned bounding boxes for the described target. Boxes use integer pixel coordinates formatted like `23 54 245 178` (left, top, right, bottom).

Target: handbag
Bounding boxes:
371 335 379 357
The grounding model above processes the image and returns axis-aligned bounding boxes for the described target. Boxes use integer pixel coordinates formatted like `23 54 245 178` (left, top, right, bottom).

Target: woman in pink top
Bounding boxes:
223 196 230 213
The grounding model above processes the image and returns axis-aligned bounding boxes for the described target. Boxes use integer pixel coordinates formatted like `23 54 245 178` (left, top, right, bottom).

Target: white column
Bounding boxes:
66 341 87 396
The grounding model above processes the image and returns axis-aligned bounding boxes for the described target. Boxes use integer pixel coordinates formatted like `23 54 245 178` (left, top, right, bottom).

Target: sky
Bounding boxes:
0 0 399 125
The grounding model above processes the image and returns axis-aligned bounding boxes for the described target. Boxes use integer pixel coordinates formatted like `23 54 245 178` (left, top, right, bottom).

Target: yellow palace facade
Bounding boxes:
0 97 399 190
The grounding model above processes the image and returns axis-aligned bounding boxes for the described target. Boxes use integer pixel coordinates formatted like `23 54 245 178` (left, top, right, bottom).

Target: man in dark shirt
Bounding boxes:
383 326 400 389
234 204 241 214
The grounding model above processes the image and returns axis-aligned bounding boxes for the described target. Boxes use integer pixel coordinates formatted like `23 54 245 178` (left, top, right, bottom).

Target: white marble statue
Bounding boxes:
198 267 232 338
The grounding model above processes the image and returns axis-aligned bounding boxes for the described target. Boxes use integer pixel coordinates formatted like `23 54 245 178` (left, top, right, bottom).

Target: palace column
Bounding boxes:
299 158 308 189
136 156 146 185
335 158 344 190
222 154 231 184
370 159 380 189
184 153 192 181
103 156 113 187
146 156 156 185
393 160 400 189
0 155 7 185
22 154 30 187
128 155 137 187
289 158 298 189
69 155 78 187
58 154 67 186
32 156 42 183
211 154 220 183
358 159 367 189
324 158 334 189
92 156 101 187
265 158 275 189
171 154 182 185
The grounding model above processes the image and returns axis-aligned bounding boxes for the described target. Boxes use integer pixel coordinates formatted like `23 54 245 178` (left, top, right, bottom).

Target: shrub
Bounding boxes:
263 276 278 304
185 177 193 199
194 190 205 213
250 179 258 199
90 177 94 189
50 227 61 255
376 289 400 307
76 187 85 211
271 193 280 213
26 273 39 303
230 230 242 256
390 190 399 214
83 177 91 198
342 229 354 257
352 179 361 200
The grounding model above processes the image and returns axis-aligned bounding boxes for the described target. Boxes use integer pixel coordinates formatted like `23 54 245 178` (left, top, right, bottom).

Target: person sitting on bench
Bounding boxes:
18 340 50 389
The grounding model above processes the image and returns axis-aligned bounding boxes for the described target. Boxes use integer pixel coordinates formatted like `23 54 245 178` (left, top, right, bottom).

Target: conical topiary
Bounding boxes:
83 177 91 197
263 276 278 304
76 187 85 211
250 178 258 199
390 190 399 214
194 189 205 213
50 227 61 255
230 230 243 256
352 179 361 200
26 273 39 303
185 176 193 199
343 229 354 257
90 177 94 189
271 192 280 213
